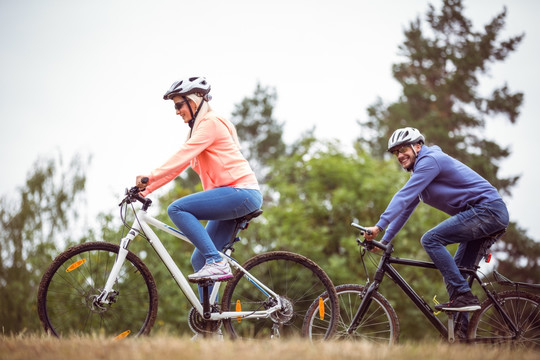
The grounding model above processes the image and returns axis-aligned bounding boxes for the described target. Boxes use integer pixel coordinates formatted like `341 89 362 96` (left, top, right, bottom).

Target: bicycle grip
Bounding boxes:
141 177 149 184
351 222 372 235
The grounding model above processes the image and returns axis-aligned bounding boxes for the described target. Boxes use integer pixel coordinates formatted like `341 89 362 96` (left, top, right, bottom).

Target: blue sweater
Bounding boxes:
377 145 502 243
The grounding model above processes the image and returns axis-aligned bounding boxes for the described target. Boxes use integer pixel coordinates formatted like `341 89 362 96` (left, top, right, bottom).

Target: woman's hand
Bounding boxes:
136 176 149 189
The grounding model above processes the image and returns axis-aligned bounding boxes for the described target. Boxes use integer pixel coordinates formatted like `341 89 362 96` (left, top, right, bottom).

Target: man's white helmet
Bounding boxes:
387 127 425 151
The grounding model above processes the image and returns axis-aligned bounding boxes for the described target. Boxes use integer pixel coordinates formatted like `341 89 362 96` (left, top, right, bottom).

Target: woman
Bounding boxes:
136 76 262 283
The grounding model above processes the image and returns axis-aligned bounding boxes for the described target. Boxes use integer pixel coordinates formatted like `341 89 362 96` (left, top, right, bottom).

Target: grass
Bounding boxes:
1 335 539 360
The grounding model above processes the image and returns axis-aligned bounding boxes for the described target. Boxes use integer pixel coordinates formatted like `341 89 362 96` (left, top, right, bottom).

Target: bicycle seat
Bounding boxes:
474 228 506 266
236 209 263 224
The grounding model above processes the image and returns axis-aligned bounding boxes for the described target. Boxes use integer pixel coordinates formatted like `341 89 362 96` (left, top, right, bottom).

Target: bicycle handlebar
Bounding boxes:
351 222 388 252
119 177 152 211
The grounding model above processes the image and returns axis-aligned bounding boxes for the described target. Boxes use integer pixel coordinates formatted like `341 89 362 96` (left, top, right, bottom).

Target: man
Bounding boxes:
364 127 509 311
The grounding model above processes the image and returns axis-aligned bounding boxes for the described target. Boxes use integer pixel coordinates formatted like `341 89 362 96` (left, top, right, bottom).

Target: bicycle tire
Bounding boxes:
467 290 540 348
221 251 339 340
37 242 158 338
306 284 399 344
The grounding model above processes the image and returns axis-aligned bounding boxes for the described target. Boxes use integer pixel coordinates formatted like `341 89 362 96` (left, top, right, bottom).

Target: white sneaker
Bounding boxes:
188 261 233 282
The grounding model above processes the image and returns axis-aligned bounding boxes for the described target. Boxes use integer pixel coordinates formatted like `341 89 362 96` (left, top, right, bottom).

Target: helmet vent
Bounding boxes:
400 130 409 140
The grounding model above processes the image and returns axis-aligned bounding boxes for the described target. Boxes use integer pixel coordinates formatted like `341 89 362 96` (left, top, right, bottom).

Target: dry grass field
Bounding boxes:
1 335 538 360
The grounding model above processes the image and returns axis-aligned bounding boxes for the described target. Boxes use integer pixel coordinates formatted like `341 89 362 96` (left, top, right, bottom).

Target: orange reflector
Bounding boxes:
318 297 325 320
66 259 86 272
114 330 131 340
236 300 242 323
486 253 492 263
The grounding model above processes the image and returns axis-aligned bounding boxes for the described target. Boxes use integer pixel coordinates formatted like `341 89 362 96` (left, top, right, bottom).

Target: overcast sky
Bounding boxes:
1 0 538 240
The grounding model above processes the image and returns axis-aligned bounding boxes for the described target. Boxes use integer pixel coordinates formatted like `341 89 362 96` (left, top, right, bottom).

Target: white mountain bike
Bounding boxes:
37 184 339 340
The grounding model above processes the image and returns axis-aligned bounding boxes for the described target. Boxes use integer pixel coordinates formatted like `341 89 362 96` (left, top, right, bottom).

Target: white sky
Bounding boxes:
1 0 538 240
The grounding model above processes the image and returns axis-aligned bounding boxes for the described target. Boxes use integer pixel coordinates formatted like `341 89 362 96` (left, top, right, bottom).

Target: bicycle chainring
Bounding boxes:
188 307 221 334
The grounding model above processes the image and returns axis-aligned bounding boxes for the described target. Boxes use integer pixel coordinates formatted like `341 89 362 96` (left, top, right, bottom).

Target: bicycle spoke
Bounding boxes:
38 242 158 337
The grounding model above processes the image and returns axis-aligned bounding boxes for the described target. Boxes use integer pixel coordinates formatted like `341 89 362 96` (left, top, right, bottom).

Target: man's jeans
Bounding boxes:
420 199 509 299
167 187 263 271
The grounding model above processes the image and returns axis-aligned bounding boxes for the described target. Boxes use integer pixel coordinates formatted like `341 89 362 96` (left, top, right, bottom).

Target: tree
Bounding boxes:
359 0 523 195
247 135 451 340
173 82 286 192
358 0 538 280
231 82 286 181
0 154 89 333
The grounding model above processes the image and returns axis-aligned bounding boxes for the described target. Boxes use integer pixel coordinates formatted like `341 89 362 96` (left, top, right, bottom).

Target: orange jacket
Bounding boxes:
142 110 258 196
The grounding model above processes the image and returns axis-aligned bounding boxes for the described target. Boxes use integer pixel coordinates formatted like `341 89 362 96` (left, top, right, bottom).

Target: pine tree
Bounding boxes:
359 0 523 195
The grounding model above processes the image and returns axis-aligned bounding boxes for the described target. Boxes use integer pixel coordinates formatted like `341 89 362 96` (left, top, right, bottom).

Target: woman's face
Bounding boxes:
172 95 196 123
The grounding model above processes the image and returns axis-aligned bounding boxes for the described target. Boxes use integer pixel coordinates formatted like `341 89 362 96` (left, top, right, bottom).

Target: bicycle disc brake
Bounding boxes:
88 289 118 313
269 296 294 324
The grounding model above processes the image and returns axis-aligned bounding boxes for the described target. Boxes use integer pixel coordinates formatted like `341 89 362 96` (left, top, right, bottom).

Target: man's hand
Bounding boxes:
364 226 381 241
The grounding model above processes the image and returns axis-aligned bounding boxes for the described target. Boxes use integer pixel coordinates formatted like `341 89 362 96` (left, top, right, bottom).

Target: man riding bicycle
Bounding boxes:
363 127 509 311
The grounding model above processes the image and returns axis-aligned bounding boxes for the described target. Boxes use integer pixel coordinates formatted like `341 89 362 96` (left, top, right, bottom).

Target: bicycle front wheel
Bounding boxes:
221 251 339 340
306 284 399 344
37 242 158 338
467 290 540 348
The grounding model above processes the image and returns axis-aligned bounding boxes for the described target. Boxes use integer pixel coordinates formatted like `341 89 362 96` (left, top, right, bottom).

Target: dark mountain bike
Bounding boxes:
305 223 540 347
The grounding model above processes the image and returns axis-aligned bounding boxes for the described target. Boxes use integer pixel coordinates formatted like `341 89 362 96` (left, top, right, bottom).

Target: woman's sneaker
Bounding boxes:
434 291 481 312
188 261 233 282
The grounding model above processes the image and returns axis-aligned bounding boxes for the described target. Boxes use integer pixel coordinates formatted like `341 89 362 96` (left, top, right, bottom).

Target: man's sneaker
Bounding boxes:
188 261 233 282
434 291 481 312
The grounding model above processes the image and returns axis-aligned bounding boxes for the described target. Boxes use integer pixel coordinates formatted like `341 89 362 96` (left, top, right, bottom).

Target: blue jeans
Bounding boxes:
167 187 263 270
420 199 509 299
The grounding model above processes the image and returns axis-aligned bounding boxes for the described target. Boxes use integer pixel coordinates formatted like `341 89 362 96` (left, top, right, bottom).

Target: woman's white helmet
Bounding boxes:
163 76 212 101
387 127 425 151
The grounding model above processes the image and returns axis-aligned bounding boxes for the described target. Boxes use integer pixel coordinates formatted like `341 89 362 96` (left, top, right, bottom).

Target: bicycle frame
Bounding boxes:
97 207 283 322
347 243 520 341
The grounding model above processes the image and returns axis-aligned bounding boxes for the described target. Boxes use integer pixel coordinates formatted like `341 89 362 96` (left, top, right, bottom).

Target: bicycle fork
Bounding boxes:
96 228 138 305
347 269 384 334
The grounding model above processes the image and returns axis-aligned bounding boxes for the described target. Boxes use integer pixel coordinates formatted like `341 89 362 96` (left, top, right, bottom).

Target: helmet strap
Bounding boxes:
183 96 195 122
410 144 417 157
184 95 206 134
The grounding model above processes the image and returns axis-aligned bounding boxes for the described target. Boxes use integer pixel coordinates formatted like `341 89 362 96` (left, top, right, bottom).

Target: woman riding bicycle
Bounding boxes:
363 127 509 312
136 76 262 283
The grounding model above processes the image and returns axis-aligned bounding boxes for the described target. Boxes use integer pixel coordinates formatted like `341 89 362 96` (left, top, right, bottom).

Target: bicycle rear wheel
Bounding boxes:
37 242 158 338
306 284 399 344
221 251 339 340
467 290 540 348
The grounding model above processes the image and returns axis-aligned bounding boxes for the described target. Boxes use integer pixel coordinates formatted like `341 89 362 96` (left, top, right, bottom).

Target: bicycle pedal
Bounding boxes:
189 278 216 286
188 277 232 285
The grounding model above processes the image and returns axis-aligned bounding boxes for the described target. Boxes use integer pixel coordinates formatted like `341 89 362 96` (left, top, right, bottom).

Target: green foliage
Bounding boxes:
231 82 286 181
0 154 89 334
251 136 454 340
358 0 539 283
359 0 523 196
493 222 540 282
5 2 536 338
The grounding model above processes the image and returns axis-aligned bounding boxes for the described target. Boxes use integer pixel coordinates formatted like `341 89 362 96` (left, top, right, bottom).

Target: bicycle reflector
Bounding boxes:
114 330 131 340
66 259 86 272
319 297 325 320
236 300 242 323
485 253 492 263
